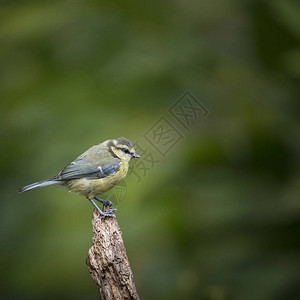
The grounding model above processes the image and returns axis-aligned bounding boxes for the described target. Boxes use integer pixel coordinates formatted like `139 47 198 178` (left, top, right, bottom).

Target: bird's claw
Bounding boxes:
107 208 118 213
88 198 117 218
97 208 118 218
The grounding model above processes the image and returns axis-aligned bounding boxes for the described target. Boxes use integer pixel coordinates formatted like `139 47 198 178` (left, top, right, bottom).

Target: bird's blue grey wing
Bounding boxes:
52 159 121 181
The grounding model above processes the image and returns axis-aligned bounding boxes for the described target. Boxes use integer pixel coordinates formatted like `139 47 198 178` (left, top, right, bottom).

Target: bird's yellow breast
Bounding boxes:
65 160 128 198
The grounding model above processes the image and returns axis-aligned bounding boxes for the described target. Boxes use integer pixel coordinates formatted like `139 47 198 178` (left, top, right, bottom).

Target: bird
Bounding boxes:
18 137 140 217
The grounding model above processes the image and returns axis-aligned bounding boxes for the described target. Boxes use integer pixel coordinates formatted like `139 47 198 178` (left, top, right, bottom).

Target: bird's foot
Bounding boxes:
94 197 114 208
98 208 118 218
88 198 117 218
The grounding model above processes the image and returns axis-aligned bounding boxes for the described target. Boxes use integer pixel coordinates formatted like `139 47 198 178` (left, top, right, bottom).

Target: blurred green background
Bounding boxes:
1 0 300 299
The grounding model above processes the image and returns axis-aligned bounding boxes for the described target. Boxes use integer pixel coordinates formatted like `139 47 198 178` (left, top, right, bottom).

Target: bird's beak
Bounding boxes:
132 152 141 158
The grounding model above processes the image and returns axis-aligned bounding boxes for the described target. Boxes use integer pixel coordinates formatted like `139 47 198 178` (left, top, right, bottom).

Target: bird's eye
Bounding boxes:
121 148 130 154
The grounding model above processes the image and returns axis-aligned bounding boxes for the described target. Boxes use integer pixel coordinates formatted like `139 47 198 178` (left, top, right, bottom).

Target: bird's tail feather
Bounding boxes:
18 180 58 193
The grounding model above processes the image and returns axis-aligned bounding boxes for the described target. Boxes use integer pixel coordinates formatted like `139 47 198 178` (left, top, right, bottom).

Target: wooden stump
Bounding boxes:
86 209 140 300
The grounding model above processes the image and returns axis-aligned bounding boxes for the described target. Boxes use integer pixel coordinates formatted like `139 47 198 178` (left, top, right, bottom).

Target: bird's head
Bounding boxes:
108 137 140 162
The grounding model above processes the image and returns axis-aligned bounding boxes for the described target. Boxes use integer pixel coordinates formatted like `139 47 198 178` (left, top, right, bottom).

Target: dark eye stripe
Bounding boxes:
119 147 131 154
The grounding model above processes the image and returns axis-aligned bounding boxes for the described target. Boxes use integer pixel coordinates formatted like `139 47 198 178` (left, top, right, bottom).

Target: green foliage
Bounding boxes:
1 0 299 299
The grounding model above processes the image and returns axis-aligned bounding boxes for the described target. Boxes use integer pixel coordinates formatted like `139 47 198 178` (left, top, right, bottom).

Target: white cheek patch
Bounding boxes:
98 166 103 173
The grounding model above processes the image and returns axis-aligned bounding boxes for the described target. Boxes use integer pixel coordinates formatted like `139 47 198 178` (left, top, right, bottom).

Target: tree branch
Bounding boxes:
86 209 140 300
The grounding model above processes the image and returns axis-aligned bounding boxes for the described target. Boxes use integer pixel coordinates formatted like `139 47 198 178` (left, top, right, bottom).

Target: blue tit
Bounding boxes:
18 137 140 217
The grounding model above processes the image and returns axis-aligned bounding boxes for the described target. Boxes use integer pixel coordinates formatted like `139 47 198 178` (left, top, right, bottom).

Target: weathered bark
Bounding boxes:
86 209 140 300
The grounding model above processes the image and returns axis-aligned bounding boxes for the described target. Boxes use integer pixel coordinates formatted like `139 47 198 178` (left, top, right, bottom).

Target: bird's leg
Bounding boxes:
88 198 117 218
94 197 114 208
